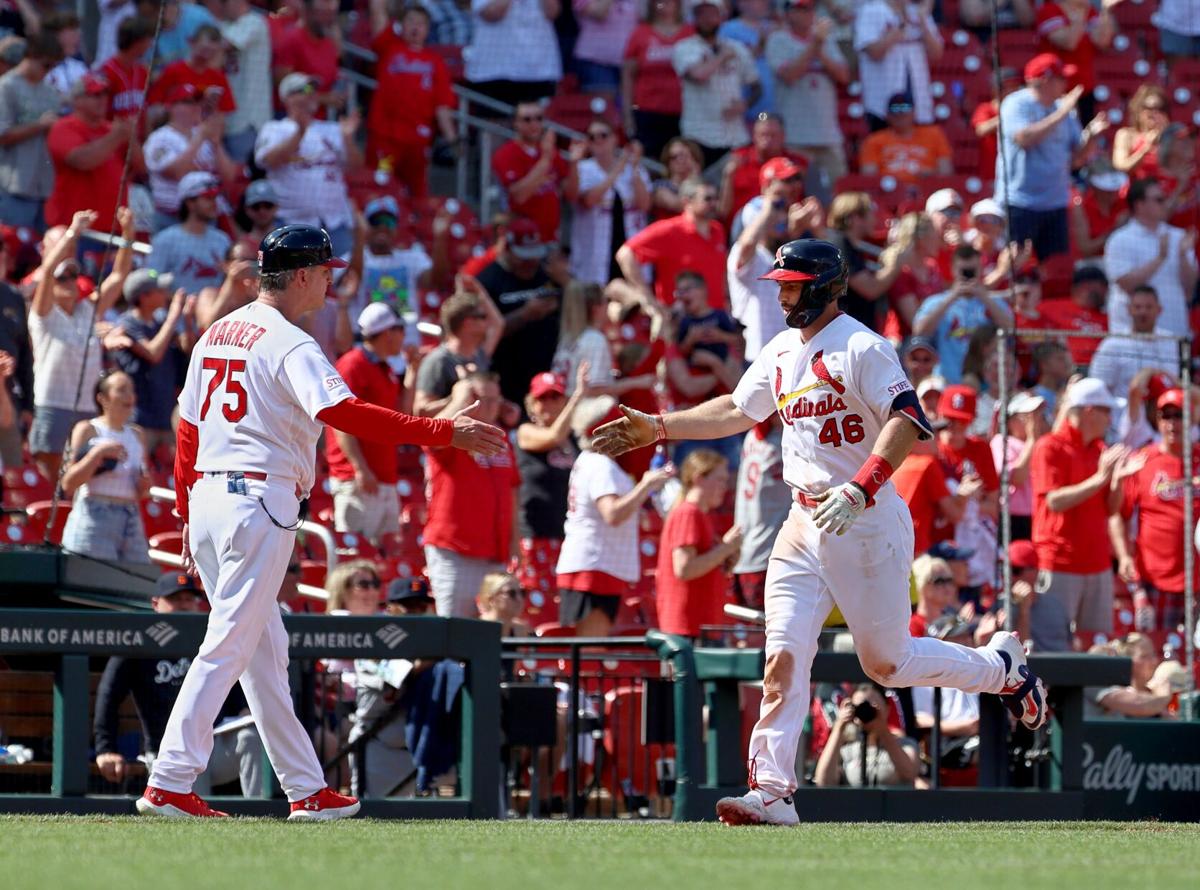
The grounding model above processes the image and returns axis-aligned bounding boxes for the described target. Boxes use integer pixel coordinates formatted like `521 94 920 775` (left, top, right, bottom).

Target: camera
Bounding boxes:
852 701 878 724
958 267 977 281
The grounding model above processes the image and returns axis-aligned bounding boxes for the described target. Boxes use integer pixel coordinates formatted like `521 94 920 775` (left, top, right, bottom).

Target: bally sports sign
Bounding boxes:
1081 722 1200 819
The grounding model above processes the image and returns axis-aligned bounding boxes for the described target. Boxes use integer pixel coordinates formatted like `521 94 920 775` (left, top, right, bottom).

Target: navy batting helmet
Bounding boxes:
759 238 847 329
258 224 348 274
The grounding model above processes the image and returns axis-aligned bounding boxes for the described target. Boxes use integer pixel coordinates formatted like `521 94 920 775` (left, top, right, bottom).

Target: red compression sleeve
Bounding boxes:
174 418 199 523
851 454 895 502
317 397 455 448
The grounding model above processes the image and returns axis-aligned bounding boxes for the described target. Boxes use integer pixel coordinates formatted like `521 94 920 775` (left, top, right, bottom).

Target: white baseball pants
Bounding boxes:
149 476 326 802
747 487 1008 797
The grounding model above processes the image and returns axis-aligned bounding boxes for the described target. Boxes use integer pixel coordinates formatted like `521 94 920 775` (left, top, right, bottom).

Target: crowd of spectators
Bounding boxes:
1 0 1200 799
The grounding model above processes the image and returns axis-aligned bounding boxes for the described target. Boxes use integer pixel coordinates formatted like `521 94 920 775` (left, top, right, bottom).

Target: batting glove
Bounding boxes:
811 483 867 536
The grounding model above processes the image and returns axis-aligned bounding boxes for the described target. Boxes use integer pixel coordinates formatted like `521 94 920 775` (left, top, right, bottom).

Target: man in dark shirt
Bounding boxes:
475 217 560 405
0 236 33 466
93 572 263 796
824 192 911 332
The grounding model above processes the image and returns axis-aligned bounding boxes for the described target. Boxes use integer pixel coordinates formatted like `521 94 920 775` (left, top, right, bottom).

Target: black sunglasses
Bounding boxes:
1160 409 1184 420
931 576 956 586
518 113 544 123
352 578 382 590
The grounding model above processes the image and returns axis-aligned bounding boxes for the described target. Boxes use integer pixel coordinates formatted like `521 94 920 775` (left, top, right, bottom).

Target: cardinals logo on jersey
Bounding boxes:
810 351 846 395
775 350 846 409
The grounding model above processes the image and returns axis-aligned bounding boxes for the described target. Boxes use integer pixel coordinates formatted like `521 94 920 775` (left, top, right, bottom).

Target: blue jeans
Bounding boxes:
0 192 45 229
62 498 151 563
1160 27 1200 57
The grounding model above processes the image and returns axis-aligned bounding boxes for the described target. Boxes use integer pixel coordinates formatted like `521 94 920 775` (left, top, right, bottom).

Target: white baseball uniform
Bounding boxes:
149 302 354 802
731 312 1009 797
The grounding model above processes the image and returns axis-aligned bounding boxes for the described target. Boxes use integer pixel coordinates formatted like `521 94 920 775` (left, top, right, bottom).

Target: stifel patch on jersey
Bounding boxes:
324 374 345 391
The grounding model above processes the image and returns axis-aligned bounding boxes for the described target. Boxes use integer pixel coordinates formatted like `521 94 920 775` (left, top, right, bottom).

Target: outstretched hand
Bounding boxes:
450 400 507 457
591 405 659 457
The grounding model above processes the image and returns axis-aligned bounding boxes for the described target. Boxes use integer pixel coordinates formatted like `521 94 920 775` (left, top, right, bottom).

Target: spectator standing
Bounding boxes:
620 0 692 160
970 66 1022 181
766 0 849 184
1031 378 1130 633
573 0 639 99
144 85 239 231
990 391 1047 542
1034 0 1116 125
656 448 741 638
423 372 520 617
617 177 727 308
148 171 232 297
60 370 151 563
0 239 32 467
568 121 651 286
324 304 411 543
255 74 360 255
476 219 561 405
551 282 625 395
995 54 1107 261
1155 0 1200 61
959 0 1034 35
218 0 273 164
731 417 788 610
1104 178 1197 338
273 0 343 114
0 32 61 229
1006 538 1070 652
108 270 191 459
237 179 282 246
464 0 562 106
858 92 952 182
650 136 703 219
717 0 777 120
339 196 440 325
1070 166 1129 260
45 73 141 233
1112 389 1198 632
95 0 136 68
718 113 805 227
912 245 1014 384
1155 125 1200 231
29 209 132 482
97 17 153 122
1038 264 1109 367
195 240 261 331
727 170 795 360
879 211 945 341
413 291 503 416
491 102 577 244
151 0 220 70
366 1 456 200
148 24 237 117
1112 85 1169 176
822 193 909 333
1089 286 1181 401
671 0 760 169
853 0 942 131
421 0 474 46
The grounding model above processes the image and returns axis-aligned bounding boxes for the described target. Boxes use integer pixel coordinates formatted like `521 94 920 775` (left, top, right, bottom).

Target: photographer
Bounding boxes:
813 684 919 788
912 245 1014 385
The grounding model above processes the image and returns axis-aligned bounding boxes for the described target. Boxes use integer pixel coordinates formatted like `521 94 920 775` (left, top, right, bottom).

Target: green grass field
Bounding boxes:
2 818 1197 890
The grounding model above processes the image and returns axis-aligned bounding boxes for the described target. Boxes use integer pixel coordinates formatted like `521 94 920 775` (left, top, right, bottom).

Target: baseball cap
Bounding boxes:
929 540 975 562
916 375 946 399
387 576 433 605
123 268 173 302
925 188 964 215
358 302 404 338
759 155 806 190
1063 377 1116 410
1009 539 1039 570
1024 53 1077 83
528 371 566 400
278 72 316 100
901 335 939 359
70 71 109 98
1145 372 1175 405
1157 387 1186 412
887 92 915 114
364 195 401 224
506 217 548 261
154 571 203 599
178 171 220 201
938 384 978 423
1088 166 1129 193
244 179 278 208
165 83 200 104
1007 391 1046 416
969 198 1004 222
1072 264 1108 288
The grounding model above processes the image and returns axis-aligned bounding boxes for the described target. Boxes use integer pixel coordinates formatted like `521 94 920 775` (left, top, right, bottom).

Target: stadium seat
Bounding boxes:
148 531 184 555
141 499 181 539
2 465 52 510
25 500 69 545
534 622 576 638
602 686 675 806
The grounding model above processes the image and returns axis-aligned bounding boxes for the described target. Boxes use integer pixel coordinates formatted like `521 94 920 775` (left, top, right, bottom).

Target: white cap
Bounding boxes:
916 375 946 399
1007 391 1046 415
1089 169 1129 193
925 188 963 215
1064 377 1117 410
178 171 220 201
278 72 316 100
970 198 1004 221
358 303 404 339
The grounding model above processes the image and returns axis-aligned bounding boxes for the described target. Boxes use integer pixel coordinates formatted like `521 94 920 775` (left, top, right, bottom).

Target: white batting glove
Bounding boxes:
811 483 867 536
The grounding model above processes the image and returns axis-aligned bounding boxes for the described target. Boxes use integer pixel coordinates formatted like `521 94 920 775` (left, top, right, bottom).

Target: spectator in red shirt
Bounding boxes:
718 113 807 226
1112 85 1169 176
325 304 410 543
273 0 343 116
893 433 962 558
655 448 741 638
45 73 142 232
1111 388 1199 632
1034 0 1116 124
970 66 1021 181
1155 124 1200 232
621 0 692 161
1070 165 1129 260
366 2 457 200
97 16 153 121
880 211 946 341
491 102 578 243
1038 264 1109 366
616 177 728 308
909 554 956 638
423 370 520 617
148 24 237 116
1031 377 1130 632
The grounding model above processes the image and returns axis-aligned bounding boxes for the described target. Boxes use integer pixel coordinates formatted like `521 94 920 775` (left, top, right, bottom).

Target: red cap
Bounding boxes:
505 217 548 261
1146 372 1175 405
75 72 109 97
759 156 807 191
938 385 978 423
1009 539 1038 570
1157 387 1185 412
528 372 566 400
166 83 200 104
1024 53 1077 83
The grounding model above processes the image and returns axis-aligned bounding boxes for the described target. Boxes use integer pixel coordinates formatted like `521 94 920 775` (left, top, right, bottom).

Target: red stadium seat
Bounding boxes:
2 464 53 510
141 499 181 539
602 686 675 801
148 531 184 555
534 622 576 638
1110 0 1157 33
26 500 69 544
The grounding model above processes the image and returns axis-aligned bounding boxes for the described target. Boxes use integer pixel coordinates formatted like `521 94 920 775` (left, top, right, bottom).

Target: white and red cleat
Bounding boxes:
136 786 229 818
989 631 1049 730
287 788 361 822
715 788 799 826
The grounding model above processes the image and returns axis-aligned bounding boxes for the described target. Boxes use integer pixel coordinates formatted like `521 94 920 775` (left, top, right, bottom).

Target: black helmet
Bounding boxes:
258 224 348 274
759 238 848 329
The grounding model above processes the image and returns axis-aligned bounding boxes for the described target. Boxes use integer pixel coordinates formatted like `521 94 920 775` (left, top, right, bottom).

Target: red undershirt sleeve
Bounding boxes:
317 397 455 448
174 418 199 523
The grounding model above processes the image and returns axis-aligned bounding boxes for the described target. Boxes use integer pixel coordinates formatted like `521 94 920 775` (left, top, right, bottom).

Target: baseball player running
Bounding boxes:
593 239 1047 827
137 225 505 820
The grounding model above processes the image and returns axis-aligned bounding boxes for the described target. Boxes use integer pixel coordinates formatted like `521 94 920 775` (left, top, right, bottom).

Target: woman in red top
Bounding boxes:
620 0 693 161
882 212 945 342
1112 85 1170 176
1155 125 1200 233
1035 0 1116 124
655 449 741 639
1069 168 1128 260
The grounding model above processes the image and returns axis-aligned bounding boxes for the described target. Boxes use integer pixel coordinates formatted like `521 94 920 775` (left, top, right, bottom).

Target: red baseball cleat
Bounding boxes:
287 788 361 822
136 786 229 818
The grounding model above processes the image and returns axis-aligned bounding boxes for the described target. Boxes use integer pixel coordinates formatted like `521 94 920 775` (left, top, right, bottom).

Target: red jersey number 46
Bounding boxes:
817 414 864 448
200 357 248 422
